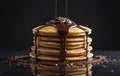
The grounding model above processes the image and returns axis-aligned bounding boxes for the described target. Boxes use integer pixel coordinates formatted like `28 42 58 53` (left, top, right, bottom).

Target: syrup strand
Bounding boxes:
55 0 57 18
65 0 68 17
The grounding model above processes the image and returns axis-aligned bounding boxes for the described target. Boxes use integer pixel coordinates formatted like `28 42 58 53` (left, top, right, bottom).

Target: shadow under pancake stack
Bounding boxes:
30 17 93 63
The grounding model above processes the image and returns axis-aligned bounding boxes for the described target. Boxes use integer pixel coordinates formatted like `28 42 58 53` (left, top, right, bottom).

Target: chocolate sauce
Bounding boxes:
34 30 38 59
48 17 76 61
60 65 66 76
56 24 75 61
35 64 38 76
85 31 89 60
34 17 89 62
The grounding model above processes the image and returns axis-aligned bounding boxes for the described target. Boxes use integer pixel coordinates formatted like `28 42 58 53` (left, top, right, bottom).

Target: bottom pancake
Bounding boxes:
30 52 93 61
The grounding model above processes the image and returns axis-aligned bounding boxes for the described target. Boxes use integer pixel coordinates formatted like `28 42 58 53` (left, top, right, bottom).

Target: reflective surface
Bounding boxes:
0 51 120 76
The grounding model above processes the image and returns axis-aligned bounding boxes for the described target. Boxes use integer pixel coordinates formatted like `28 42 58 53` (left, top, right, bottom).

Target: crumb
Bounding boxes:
102 65 106 68
110 70 114 72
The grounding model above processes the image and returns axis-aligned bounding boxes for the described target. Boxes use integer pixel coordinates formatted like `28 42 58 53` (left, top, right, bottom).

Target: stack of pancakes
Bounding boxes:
30 63 93 76
30 17 93 61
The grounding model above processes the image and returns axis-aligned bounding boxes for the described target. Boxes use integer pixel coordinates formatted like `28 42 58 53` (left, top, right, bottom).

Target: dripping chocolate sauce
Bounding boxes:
34 17 89 62
34 30 38 59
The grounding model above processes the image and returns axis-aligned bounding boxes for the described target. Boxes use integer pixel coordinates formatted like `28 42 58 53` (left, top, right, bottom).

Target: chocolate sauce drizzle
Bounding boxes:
34 30 38 59
34 17 89 62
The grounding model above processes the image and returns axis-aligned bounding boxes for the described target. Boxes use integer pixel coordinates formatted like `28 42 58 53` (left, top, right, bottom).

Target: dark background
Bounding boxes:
0 0 119 51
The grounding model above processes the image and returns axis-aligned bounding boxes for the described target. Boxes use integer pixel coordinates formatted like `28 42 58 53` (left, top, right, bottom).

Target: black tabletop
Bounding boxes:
0 50 120 76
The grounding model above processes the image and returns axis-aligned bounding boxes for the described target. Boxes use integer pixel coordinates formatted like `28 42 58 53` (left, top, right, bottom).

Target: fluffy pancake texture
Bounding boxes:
30 17 93 62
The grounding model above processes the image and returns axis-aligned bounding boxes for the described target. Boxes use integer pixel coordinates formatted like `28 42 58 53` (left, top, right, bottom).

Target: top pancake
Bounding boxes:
32 25 92 36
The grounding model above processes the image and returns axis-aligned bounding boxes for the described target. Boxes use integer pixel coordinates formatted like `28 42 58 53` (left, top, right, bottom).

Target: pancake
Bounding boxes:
30 52 93 61
33 25 92 36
